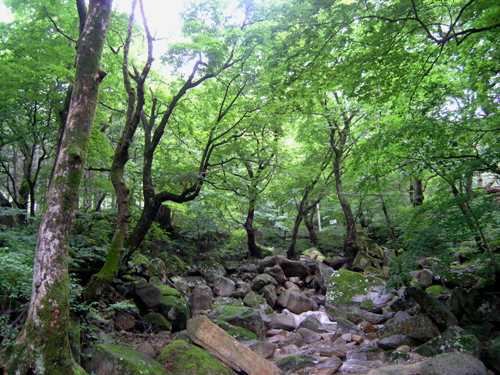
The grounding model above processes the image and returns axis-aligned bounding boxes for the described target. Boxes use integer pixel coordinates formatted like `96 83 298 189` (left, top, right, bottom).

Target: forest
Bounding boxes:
0 0 499 373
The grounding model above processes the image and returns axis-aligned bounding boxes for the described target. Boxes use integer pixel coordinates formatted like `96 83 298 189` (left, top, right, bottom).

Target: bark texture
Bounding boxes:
0 1 112 373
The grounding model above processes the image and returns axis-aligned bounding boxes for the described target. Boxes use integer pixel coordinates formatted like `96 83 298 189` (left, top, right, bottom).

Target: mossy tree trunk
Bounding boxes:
84 0 153 302
0 1 112 373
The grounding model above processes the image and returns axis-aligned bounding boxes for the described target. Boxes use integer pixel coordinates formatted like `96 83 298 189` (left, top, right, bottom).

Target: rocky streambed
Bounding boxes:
79 250 500 375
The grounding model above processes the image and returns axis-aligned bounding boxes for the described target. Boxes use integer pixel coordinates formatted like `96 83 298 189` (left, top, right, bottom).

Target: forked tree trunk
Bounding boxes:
0 1 112 373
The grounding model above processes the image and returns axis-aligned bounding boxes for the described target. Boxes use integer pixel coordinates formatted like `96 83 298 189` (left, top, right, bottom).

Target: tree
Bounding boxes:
0 0 113 373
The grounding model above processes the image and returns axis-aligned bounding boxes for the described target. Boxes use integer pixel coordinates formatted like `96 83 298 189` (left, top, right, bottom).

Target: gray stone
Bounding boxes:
81 344 169 375
208 305 266 340
267 313 296 331
264 265 287 284
315 260 335 292
198 260 227 283
362 312 387 325
213 276 236 297
250 341 277 359
277 289 314 314
298 315 322 332
251 273 278 291
297 327 321 343
379 313 440 342
420 352 487 375
133 282 163 311
188 285 213 317
262 284 278 308
414 326 483 359
406 286 458 328
378 335 417 350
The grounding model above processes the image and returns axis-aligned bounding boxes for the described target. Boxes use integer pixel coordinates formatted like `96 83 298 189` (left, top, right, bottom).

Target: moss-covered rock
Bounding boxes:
276 354 317 373
157 340 234 375
216 321 257 342
485 334 500 373
325 269 384 319
81 344 169 375
208 305 266 340
425 285 445 297
155 284 181 298
197 260 227 283
143 312 171 332
414 326 482 358
160 295 190 331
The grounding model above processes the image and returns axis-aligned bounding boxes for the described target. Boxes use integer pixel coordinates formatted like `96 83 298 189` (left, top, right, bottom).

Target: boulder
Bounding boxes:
143 312 171 332
157 339 234 375
250 342 277 359
378 335 417 350
208 305 266 339
418 269 434 288
262 284 278 308
213 276 236 297
352 254 372 272
277 289 314 314
298 315 321 332
275 354 317 373
406 287 459 328
160 295 190 331
420 352 487 375
187 316 282 375
264 265 287 284
251 273 278 291
266 313 296 331
115 311 136 331
414 326 482 358
188 285 213 317
132 282 163 311
155 284 181 298
463 290 500 323
259 256 311 279
485 333 500 373
81 344 168 375
216 321 257 342
198 260 227 283
148 258 167 282
378 313 440 342
297 327 322 343
315 261 335 292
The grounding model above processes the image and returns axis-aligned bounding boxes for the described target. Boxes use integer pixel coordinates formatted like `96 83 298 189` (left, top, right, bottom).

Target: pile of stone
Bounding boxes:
81 250 500 375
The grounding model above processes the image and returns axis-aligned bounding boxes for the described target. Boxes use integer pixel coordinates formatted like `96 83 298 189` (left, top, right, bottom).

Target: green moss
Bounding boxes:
360 299 374 310
217 321 257 341
156 285 181 298
157 340 233 375
276 354 317 372
325 269 383 306
425 285 445 297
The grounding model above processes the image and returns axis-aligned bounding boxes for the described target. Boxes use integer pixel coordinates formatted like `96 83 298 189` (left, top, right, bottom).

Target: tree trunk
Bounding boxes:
0 1 112 373
84 0 153 301
245 204 262 258
286 211 304 259
334 156 360 267
304 210 318 244
412 177 424 207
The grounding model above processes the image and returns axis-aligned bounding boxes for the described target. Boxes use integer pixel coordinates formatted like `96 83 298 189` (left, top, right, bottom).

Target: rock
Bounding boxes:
250 341 277 359
406 286 458 328
129 254 150 275
81 344 169 375
148 258 167 282
251 273 279 291
198 260 227 283
418 269 434 288
366 362 426 375
230 285 252 299
143 312 171 332
378 335 417 350
362 312 387 325
378 313 440 342
277 289 314 314
463 290 500 323
275 354 317 373
420 352 487 375
262 284 278 308
425 285 446 297
243 291 265 308
336 317 363 335
157 339 234 375
347 347 385 361
160 295 190 331
297 327 322 343
325 270 384 319
187 316 282 375
259 256 311 279
216 321 257 342
115 311 136 331
264 265 287 284
315 260 335 292
414 326 482 358
188 285 213 317
213 297 244 307
359 321 377 334
352 254 372 272
213 276 236 296
136 342 156 358
155 284 181 298
267 313 296 331
132 282 163 311
313 356 343 375
284 281 300 289
298 315 321 332
485 333 500 372
208 305 266 339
